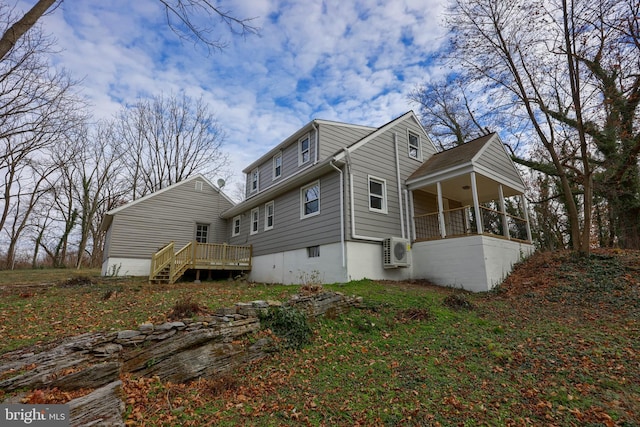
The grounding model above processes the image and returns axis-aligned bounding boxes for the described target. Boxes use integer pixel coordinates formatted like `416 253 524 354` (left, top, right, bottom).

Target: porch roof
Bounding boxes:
407 133 494 181
406 133 526 204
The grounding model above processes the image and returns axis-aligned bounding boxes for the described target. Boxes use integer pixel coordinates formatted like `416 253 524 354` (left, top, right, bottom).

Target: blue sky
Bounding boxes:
23 0 447 191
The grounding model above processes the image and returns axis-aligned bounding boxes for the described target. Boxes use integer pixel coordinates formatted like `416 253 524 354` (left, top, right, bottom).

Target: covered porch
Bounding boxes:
410 172 532 243
405 133 534 291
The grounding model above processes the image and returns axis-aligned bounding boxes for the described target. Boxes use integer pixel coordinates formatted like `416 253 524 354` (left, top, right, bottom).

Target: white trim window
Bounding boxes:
250 207 259 235
368 176 387 213
298 134 310 165
273 153 282 179
195 223 209 243
264 201 274 230
408 131 421 160
301 181 320 218
250 168 259 193
232 215 241 237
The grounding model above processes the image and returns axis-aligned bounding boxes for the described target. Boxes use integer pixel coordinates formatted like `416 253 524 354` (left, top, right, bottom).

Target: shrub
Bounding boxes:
443 293 475 311
168 296 203 320
259 306 312 350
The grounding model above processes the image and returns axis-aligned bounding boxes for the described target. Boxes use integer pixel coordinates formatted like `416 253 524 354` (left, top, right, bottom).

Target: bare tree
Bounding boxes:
409 75 490 148
115 92 228 198
0 0 259 63
71 122 127 268
442 0 636 254
0 16 83 269
440 0 640 251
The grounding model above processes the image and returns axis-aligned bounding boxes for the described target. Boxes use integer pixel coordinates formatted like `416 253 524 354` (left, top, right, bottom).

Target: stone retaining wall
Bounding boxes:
0 291 360 427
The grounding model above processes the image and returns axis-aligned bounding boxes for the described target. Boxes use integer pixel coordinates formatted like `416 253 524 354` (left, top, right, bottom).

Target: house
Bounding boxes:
100 174 244 278
101 111 534 291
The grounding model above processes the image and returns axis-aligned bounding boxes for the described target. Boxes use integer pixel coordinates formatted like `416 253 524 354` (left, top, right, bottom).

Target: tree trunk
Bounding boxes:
0 0 57 61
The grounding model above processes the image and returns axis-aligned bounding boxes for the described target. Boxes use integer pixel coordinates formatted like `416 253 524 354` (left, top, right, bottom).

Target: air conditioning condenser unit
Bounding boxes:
383 237 410 268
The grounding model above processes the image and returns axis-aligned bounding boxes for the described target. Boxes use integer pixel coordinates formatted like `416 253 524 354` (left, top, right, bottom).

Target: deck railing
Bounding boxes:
150 242 175 280
173 241 194 280
415 205 529 242
193 242 252 269
150 241 252 284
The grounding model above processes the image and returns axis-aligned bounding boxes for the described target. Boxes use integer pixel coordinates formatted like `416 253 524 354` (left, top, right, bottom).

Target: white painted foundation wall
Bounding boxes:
345 241 413 282
249 241 414 284
411 236 534 292
103 237 533 293
248 242 348 284
101 258 151 277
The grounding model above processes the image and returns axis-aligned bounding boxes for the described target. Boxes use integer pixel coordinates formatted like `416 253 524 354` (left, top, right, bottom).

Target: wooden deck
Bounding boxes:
150 241 252 284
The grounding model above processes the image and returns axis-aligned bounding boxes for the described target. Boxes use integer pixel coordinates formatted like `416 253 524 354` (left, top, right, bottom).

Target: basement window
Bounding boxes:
307 245 320 258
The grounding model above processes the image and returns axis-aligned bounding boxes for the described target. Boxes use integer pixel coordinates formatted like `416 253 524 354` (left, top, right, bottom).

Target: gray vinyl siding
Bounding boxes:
230 173 342 256
318 123 374 159
245 129 318 199
412 190 438 215
348 118 435 239
106 179 232 259
476 138 523 185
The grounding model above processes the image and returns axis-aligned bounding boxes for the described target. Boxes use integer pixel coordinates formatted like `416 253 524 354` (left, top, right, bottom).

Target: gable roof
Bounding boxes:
100 174 234 231
406 132 525 193
407 133 494 181
242 119 376 174
334 110 437 160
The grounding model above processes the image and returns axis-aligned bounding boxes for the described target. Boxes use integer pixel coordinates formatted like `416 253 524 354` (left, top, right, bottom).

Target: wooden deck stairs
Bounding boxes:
149 241 252 284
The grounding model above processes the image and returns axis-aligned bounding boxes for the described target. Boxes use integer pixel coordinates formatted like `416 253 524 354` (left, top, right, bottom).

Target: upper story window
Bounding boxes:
368 176 387 213
265 201 274 230
273 153 282 179
195 181 204 191
232 216 241 237
250 168 259 193
299 135 310 165
301 181 320 218
195 223 209 243
250 207 259 235
408 131 421 160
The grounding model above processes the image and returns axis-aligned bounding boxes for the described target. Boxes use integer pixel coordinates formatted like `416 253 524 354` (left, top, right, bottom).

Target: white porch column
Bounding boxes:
409 190 416 241
470 172 483 234
437 181 446 238
520 194 533 242
498 184 510 239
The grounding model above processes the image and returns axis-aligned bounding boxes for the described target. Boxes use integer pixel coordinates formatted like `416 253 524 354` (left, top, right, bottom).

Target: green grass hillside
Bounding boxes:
1 249 638 425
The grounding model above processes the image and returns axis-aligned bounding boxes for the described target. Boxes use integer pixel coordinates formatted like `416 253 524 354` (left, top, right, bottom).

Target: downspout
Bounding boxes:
330 159 346 268
393 132 406 239
312 122 319 165
346 148 384 242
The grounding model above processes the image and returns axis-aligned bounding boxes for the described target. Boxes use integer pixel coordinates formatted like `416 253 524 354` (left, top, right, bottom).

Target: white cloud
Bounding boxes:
24 0 446 187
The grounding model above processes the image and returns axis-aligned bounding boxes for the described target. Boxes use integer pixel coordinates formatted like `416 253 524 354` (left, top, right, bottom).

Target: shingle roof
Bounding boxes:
407 133 495 181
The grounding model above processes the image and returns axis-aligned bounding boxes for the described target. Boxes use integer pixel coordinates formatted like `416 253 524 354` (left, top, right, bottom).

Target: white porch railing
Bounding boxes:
414 205 530 242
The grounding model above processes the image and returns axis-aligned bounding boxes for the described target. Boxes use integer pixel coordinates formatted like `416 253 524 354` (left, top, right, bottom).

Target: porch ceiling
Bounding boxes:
413 173 521 205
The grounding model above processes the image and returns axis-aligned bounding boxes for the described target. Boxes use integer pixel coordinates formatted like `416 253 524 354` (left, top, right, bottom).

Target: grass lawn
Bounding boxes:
1 250 639 426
